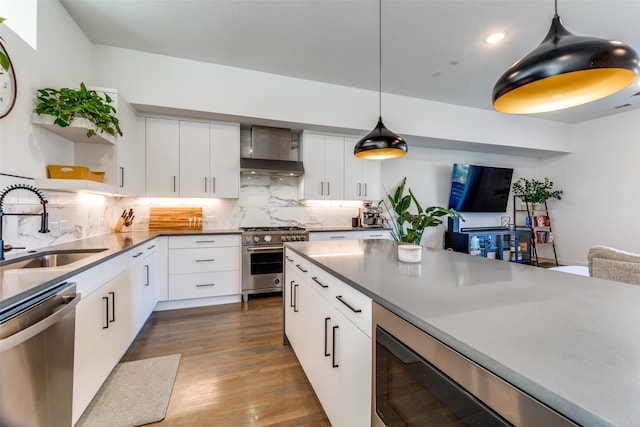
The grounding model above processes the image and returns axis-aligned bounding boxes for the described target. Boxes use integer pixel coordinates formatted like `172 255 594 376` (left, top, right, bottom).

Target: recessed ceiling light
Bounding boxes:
485 32 506 44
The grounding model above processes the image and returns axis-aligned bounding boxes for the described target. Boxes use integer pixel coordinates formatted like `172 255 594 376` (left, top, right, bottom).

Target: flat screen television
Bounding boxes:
447 163 514 213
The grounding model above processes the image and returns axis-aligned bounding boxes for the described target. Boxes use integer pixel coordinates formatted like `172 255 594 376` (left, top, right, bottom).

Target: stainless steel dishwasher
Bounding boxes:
0 281 80 427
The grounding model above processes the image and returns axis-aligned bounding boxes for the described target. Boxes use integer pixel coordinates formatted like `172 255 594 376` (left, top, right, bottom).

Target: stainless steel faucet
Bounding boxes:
0 184 50 260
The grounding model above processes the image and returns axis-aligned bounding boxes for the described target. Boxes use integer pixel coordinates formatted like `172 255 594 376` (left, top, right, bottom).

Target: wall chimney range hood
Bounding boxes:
240 126 304 176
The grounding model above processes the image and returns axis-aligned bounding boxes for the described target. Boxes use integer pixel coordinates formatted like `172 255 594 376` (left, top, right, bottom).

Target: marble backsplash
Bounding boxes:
0 174 363 253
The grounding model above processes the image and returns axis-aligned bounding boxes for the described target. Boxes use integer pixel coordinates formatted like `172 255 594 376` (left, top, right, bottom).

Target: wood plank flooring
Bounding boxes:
121 295 330 426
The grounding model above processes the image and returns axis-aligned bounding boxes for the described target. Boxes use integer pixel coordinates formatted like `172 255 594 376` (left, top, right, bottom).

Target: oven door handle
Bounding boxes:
246 246 283 252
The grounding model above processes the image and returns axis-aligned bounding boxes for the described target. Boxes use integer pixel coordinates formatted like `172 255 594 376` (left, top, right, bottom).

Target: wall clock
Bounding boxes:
0 41 17 119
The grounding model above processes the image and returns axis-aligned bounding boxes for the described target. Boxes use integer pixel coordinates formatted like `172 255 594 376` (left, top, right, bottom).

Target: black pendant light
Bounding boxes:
354 0 407 160
493 0 639 114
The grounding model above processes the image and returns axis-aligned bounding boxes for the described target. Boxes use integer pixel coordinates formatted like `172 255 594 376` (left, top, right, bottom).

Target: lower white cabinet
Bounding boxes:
72 255 131 424
284 248 372 427
309 229 390 241
129 238 159 332
167 235 241 301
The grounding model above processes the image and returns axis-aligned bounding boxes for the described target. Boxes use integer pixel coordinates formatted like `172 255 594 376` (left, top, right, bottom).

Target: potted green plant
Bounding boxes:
383 177 462 253
512 177 563 208
34 82 123 138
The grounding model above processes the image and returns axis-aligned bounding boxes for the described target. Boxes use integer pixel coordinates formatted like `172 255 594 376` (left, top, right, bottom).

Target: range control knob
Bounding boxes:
281 235 289 242
264 235 272 242
253 236 261 243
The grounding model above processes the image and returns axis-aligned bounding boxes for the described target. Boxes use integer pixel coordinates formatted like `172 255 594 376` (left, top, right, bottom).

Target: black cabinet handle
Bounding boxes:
290 281 295 308
196 283 216 287
332 325 339 368
285 256 294 262
119 166 125 188
132 251 144 258
324 317 331 357
335 295 362 313
147 245 156 250
312 276 328 289
293 284 299 312
102 296 109 329
109 291 115 323
295 264 308 273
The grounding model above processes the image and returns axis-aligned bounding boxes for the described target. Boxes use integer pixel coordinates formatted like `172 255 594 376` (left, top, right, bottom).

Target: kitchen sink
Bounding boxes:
0 248 108 271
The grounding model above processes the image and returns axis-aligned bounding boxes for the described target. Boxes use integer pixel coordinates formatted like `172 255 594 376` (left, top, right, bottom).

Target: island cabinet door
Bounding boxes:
327 305 372 427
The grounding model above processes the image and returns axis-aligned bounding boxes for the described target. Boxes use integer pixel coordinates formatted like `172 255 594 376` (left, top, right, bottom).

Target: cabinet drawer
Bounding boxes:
168 234 240 249
284 249 311 279
362 230 390 240
330 276 372 337
169 271 239 300
309 231 363 241
169 247 240 274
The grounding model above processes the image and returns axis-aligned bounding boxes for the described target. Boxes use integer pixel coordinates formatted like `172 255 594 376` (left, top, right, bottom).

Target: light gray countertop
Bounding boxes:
284 239 640 427
0 229 240 309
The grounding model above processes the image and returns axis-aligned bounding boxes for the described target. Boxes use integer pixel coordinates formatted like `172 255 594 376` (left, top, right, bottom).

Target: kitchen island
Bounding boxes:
284 238 640 427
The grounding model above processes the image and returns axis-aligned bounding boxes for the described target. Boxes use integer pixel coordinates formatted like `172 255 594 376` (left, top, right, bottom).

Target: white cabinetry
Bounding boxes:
167 235 241 301
309 229 390 241
302 132 344 200
129 238 159 333
145 118 240 198
284 248 372 427
145 118 180 197
72 255 131 424
344 136 382 201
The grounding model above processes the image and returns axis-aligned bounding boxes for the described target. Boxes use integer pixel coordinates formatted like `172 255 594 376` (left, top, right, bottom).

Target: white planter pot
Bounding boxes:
398 244 422 263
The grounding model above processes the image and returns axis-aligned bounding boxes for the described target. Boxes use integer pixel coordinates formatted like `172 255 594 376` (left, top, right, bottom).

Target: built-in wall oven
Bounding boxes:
372 302 577 427
241 226 308 302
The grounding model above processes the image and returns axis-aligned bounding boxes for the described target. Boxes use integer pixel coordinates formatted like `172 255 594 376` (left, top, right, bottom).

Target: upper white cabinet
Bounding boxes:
145 118 181 196
302 132 344 200
145 118 240 198
343 136 382 201
209 123 240 198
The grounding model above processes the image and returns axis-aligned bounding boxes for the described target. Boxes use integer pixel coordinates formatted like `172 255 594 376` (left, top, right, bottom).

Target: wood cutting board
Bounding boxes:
149 207 203 230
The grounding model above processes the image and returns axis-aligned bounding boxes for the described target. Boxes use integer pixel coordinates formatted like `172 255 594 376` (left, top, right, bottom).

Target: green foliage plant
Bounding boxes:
512 177 563 205
35 82 123 138
384 177 463 245
0 17 10 71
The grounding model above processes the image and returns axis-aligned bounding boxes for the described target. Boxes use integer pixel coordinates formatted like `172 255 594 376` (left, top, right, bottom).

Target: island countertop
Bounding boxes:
284 239 640 427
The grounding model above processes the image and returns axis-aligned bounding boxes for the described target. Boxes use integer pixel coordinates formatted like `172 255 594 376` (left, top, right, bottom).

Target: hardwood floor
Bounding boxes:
122 295 330 426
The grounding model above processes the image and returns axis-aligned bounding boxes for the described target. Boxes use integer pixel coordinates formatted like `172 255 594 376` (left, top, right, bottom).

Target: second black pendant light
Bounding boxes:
354 0 407 160
493 0 639 114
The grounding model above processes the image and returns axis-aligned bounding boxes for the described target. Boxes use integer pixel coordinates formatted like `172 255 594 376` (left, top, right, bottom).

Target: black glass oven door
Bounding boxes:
375 326 511 427
249 251 283 276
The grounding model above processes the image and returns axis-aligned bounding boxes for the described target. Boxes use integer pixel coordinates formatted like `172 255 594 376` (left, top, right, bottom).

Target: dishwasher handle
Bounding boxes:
0 292 80 353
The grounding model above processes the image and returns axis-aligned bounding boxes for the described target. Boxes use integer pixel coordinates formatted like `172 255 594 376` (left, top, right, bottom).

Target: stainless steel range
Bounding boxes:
241 226 308 302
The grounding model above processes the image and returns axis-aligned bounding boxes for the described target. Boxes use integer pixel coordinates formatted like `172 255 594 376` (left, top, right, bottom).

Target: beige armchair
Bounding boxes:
587 245 640 285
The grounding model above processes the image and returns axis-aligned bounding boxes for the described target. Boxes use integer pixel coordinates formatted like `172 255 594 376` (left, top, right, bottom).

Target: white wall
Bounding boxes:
89 45 571 155
537 108 640 265
0 0 93 178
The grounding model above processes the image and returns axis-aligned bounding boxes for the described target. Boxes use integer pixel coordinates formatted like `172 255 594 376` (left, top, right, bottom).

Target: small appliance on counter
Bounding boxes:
359 201 384 228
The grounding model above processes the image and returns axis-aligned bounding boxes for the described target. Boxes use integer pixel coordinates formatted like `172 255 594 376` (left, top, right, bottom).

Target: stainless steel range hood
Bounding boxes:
240 126 304 176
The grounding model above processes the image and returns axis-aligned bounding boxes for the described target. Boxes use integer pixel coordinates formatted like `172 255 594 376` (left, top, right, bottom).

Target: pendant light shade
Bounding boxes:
493 10 639 114
354 117 408 159
354 0 407 160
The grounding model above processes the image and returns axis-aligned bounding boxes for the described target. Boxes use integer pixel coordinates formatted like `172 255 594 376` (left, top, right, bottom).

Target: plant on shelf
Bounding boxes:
383 177 463 245
34 82 123 138
512 177 563 205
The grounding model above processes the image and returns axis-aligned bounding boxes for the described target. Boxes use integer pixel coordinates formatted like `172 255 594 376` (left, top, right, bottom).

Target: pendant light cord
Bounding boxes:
378 0 382 119
554 0 558 18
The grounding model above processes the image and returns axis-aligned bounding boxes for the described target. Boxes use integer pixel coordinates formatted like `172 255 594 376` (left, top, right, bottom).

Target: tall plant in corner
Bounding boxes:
35 82 123 138
0 17 9 71
384 177 463 245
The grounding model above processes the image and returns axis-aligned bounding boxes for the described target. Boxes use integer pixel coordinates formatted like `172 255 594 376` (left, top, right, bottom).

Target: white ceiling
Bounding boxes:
60 0 640 124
